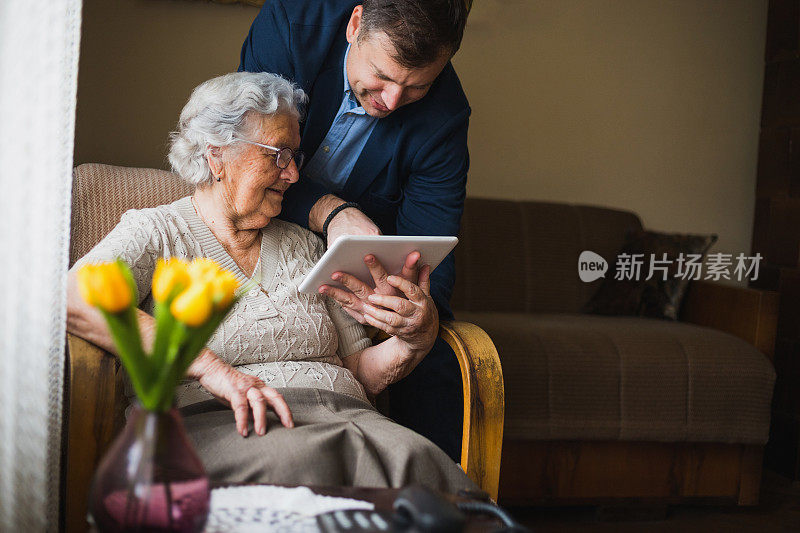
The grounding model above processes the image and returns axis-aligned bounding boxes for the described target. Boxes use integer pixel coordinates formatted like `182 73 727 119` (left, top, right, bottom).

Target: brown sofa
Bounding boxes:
451 198 778 505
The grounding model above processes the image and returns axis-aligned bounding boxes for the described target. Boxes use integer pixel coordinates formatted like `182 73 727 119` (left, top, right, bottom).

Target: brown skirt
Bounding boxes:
180 387 477 494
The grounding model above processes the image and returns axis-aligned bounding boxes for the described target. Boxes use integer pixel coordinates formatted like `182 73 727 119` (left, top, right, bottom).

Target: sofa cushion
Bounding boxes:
455 312 775 444
583 230 718 320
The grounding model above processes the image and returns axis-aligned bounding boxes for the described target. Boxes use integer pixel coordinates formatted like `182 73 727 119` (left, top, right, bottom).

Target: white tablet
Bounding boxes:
298 235 458 295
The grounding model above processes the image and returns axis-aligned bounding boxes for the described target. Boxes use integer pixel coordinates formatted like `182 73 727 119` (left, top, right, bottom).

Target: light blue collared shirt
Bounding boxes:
303 43 378 192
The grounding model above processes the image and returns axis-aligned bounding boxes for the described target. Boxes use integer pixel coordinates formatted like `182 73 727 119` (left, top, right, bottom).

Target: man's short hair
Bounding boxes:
359 0 471 68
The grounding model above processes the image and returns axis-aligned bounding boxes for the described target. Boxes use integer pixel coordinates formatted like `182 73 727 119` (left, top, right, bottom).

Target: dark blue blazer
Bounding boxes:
239 0 470 319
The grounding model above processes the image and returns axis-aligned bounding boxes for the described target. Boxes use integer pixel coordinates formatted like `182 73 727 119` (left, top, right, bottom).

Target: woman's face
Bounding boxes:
217 112 301 229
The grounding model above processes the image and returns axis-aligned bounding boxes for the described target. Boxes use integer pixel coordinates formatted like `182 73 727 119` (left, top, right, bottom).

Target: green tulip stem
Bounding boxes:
101 307 150 402
151 300 177 370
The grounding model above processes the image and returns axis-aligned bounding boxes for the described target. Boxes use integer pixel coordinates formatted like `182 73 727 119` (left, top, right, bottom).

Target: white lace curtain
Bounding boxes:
0 0 82 530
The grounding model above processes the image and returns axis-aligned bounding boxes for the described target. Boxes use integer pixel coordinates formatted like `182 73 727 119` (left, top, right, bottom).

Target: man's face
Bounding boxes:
345 7 450 118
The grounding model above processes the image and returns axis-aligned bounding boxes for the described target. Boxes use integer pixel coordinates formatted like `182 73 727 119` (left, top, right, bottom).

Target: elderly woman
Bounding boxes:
67 72 474 492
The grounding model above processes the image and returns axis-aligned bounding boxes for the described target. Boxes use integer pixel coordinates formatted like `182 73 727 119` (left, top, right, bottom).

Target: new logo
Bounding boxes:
578 251 608 282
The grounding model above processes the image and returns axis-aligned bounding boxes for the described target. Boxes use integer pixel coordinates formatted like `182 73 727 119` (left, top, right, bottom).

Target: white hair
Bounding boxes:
168 72 307 186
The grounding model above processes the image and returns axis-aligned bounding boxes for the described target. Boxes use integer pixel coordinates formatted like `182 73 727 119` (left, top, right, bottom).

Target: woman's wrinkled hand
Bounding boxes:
334 264 439 396
320 251 422 325
197 360 294 437
323 257 438 357
361 264 438 355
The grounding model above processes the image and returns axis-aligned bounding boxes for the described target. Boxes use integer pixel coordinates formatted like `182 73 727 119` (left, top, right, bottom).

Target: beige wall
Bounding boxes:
75 0 767 257
74 0 259 171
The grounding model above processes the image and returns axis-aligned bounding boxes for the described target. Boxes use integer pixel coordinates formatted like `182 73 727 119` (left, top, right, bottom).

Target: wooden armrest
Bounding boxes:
65 333 125 533
680 280 779 360
439 321 504 501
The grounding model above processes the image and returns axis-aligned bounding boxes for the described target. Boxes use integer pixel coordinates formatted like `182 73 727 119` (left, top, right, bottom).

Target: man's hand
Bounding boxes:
320 251 422 323
326 207 381 247
309 194 381 247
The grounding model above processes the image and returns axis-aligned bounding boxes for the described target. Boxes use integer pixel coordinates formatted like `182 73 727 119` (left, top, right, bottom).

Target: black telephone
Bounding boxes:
316 486 530 533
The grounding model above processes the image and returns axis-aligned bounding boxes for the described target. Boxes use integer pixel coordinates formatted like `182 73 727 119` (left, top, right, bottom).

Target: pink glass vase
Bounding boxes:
87 405 210 532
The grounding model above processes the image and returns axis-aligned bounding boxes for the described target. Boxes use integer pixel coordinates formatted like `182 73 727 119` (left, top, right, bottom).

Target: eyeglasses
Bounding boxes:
235 138 305 171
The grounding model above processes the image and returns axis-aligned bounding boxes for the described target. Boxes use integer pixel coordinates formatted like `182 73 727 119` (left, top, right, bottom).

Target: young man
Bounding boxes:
239 0 470 461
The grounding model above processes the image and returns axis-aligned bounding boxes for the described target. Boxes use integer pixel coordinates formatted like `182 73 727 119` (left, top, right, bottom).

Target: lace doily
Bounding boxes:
204 485 374 532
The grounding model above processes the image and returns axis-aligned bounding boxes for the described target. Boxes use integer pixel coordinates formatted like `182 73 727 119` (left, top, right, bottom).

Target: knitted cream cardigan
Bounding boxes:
72 197 371 406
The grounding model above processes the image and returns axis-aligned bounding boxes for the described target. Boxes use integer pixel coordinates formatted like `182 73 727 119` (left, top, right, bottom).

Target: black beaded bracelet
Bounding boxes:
322 202 361 242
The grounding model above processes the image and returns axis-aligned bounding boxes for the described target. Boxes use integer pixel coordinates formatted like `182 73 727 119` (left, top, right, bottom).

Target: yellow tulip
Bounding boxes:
152 258 190 302
170 281 213 327
188 258 221 283
77 262 133 313
211 270 239 311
